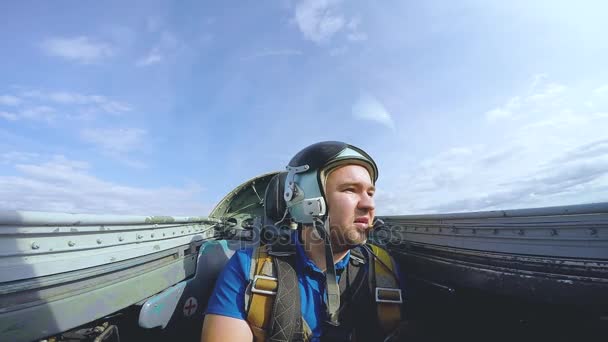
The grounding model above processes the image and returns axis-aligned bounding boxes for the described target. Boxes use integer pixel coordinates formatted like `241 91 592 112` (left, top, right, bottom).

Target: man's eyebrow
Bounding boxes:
339 182 376 191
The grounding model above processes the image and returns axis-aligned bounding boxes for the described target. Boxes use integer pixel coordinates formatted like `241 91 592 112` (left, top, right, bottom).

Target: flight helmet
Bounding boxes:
283 141 378 224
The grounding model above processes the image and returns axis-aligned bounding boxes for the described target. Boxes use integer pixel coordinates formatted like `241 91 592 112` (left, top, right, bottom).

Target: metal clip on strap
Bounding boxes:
375 287 403 304
251 275 278 295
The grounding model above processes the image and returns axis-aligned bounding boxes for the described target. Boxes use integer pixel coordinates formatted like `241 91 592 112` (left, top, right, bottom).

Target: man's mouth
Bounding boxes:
354 217 370 227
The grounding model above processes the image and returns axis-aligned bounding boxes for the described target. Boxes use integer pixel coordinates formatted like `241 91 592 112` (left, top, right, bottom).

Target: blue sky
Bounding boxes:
1 0 607 215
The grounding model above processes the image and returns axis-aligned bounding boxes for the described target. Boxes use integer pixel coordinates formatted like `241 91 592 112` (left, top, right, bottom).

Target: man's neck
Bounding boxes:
300 226 348 272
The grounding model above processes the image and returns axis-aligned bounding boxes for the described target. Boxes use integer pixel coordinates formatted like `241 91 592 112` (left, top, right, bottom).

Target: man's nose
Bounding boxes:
358 192 375 212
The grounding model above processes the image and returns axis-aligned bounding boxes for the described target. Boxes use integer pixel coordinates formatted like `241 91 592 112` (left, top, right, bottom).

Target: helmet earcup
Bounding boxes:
263 172 289 223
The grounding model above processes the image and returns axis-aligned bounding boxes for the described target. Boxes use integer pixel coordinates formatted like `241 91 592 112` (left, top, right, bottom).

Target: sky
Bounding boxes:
1 0 607 216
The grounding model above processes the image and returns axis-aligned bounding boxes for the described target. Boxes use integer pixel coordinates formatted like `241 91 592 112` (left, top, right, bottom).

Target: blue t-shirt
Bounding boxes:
204 235 402 340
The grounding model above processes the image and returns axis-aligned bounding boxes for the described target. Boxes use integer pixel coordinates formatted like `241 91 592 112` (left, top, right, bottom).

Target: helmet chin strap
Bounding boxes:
312 216 341 326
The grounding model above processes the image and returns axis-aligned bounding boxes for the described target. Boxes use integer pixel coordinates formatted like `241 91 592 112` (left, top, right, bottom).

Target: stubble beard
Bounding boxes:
307 223 369 253
330 224 369 251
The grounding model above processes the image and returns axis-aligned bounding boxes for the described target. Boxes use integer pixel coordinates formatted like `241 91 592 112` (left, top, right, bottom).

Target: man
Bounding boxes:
202 141 404 341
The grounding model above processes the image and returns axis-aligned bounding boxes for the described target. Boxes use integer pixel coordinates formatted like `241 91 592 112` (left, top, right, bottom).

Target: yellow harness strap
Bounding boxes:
370 244 402 335
246 246 278 342
246 244 402 340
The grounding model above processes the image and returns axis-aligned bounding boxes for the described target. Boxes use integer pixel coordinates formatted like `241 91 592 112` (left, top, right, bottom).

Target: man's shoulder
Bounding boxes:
229 246 255 270
209 245 257 285
205 246 254 320
234 245 256 257
352 243 385 260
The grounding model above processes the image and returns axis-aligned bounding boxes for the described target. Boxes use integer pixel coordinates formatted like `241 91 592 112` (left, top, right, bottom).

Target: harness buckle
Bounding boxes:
251 275 278 295
375 287 403 304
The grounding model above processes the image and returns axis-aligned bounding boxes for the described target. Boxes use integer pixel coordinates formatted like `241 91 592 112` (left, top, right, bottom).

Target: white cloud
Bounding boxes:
0 89 130 122
80 128 147 155
41 36 114 64
79 127 149 168
347 32 368 42
0 95 21 106
485 108 512 121
527 82 567 103
593 84 608 96
46 92 84 104
0 155 210 215
1 151 40 165
485 76 566 122
593 112 608 118
136 48 163 66
242 49 302 60
485 95 522 121
446 147 473 156
292 1 368 45
378 138 608 214
329 46 348 56
378 76 608 214
520 111 589 131
104 26 137 47
159 31 179 50
294 0 346 44
551 139 608 165
345 17 367 42
21 89 131 115
0 111 18 121
352 93 395 129
109 155 148 169
0 106 56 122
20 106 55 121
346 17 359 31
528 73 548 92
136 31 179 67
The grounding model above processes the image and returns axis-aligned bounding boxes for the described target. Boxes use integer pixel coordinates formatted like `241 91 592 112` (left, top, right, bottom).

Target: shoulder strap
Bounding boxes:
268 255 303 342
367 244 403 336
246 245 278 341
245 243 403 340
245 245 304 342
336 247 367 315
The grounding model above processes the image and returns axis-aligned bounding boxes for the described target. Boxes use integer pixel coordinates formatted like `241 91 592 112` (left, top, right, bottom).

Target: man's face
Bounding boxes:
325 164 376 251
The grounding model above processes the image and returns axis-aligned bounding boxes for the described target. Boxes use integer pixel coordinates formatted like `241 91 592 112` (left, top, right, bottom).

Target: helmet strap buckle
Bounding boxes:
284 164 310 201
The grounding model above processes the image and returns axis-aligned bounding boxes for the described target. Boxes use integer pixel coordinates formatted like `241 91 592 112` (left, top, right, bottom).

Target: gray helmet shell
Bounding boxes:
283 141 378 224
